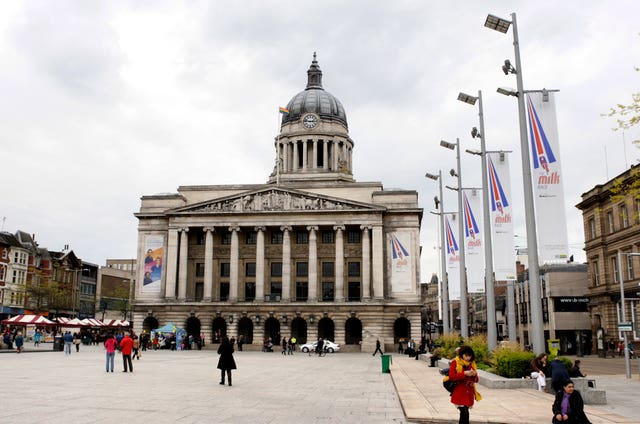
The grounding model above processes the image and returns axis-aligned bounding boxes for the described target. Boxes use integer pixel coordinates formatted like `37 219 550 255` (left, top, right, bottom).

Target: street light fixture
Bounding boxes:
486 11 545 353
617 251 640 379
426 170 450 334
497 87 518 97
441 138 469 337
458 89 498 351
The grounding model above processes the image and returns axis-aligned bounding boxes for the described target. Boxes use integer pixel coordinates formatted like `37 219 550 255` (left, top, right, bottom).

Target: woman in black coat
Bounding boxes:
217 336 237 386
552 379 591 424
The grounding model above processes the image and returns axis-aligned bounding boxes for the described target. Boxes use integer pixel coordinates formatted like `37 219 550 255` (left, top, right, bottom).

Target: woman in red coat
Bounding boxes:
448 345 482 424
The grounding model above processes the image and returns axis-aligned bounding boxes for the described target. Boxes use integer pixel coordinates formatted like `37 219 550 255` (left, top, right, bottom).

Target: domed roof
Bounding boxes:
281 54 348 128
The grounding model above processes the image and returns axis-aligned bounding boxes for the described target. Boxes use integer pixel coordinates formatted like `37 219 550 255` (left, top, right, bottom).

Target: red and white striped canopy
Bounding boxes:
103 319 131 327
80 318 105 327
1 314 57 326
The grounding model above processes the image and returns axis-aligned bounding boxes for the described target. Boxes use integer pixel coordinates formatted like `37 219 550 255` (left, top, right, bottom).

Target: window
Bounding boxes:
627 253 635 280
620 203 629 228
296 282 308 301
636 199 640 224
1 249 6 259
244 282 256 301
612 257 619 283
296 262 308 277
271 262 282 277
196 232 206 245
347 230 361 244
245 262 256 277
322 282 334 302
592 260 600 286
195 263 205 278
271 231 283 244
221 232 232 245
606 210 615 234
220 282 229 301
246 231 257 245
269 282 282 301
588 217 596 239
220 263 230 277
322 231 334 243
348 281 361 301
348 262 361 277
296 232 308 244
195 282 204 301
322 262 334 277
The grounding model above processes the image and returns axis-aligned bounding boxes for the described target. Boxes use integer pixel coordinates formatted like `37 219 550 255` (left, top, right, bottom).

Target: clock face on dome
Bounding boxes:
302 114 318 129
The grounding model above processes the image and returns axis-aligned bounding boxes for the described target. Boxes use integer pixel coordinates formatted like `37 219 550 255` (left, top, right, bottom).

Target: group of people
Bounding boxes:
103 331 140 373
280 336 296 355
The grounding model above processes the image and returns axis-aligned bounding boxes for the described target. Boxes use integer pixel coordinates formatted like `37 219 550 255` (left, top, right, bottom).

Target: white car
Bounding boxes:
299 340 340 353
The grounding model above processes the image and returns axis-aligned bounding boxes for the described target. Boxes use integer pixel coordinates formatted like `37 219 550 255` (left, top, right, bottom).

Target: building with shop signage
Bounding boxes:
132 56 423 350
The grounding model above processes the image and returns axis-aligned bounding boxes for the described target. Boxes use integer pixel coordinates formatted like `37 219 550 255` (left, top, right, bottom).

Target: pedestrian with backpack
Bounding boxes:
448 345 481 424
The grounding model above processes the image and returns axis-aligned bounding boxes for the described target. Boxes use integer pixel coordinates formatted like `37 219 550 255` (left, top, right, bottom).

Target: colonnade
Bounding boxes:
277 138 352 173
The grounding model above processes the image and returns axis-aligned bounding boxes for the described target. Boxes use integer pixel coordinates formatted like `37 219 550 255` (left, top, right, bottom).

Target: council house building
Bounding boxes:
132 55 423 351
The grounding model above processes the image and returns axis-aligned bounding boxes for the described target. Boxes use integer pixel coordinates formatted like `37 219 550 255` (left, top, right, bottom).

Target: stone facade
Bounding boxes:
132 56 423 351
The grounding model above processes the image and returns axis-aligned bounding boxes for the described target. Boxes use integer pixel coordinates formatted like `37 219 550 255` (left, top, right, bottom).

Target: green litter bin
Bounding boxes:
381 354 392 373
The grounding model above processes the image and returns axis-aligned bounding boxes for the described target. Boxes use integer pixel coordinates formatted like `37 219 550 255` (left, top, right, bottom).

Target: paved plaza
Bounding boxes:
3 345 640 423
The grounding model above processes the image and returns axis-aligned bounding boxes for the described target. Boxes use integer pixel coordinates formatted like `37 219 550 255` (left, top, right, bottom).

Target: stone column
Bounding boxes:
302 140 308 171
372 225 384 300
177 227 189 300
307 226 318 302
165 228 179 299
229 226 240 302
293 141 299 171
281 226 292 302
255 226 266 302
283 142 289 172
361 225 371 300
312 139 318 170
334 225 345 302
333 141 339 170
323 140 329 170
204 227 214 301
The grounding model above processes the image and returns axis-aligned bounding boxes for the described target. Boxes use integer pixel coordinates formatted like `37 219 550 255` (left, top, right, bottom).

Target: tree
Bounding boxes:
605 67 640 146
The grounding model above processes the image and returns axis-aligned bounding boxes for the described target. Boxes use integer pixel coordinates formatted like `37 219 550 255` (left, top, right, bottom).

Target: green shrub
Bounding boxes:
466 334 489 366
435 333 464 358
491 342 535 378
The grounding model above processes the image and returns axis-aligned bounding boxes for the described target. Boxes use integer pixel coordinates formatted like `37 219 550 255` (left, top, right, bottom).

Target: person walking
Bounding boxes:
132 335 140 360
63 331 74 355
287 337 294 355
552 379 592 424
237 335 244 352
550 358 570 393
281 337 287 355
73 332 81 352
448 345 481 424
217 336 237 386
33 330 41 348
315 337 325 356
119 332 134 373
14 331 24 353
372 339 383 356
530 353 548 391
104 334 117 372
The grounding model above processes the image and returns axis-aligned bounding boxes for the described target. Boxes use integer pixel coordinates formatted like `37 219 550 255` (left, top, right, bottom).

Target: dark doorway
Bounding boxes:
318 317 335 342
211 317 227 343
393 317 410 343
185 316 201 339
264 317 281 345
142 316 159 333
345 317 362 345
290 317 307 344
238 317 254 344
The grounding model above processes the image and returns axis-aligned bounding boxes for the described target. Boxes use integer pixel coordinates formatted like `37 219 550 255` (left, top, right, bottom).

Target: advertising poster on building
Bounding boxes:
390 232 412 293
463 189 485 293
526 92 569 263
487 153 517 281
143 235 164 293
445 214 461 301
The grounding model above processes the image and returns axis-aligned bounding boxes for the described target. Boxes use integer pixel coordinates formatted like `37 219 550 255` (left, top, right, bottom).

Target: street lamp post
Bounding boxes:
426 170 450 334
485 12 545 353
616 251 640 379
458 90 497 351
441 138 469 338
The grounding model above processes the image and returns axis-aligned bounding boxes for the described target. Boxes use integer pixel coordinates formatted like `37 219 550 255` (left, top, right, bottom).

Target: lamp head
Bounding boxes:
440 140 456 150
425 172 439 181
497 87 518 97
457 92 477 105
485 14 511 33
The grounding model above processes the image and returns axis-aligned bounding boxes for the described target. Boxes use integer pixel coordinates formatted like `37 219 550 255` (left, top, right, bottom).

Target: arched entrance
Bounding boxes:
394 317 411 343
211 317 227 343
345 317 362 345
142 316 159 332
237 317 253 344
290 317 307 344
318 317 335 342
264 317 280 345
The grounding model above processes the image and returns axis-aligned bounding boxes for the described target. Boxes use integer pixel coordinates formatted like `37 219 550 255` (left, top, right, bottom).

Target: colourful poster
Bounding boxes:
487 153 517 280
526 92 569 262
463 189 485 293
143 235 164 293
445 214 460 301
390 232 413 293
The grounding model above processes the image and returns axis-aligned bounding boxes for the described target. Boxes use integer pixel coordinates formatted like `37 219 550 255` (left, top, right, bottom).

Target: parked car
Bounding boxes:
299 340 340 353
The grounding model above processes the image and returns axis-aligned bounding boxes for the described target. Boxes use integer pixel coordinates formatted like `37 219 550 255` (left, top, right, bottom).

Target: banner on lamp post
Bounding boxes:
462 189 485 293
526 92 569 263
445 214 461 301
487 153 517 281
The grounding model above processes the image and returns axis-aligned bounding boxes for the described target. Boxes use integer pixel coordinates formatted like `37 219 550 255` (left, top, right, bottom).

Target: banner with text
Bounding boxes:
445 213 461 301
463 189 485 293
526 92 569 263
487 153 517 280
143 235 164 293
390 232 413 293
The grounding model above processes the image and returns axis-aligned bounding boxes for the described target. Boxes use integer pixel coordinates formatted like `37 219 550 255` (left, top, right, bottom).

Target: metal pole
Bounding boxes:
511 12 544 353
456 138 469 338
617 251 632 379
438 170 450 334
477 91 497 350
507 282 517 341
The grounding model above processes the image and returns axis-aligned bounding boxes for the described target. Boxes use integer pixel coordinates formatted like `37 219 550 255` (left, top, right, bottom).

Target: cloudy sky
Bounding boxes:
1 1 638 277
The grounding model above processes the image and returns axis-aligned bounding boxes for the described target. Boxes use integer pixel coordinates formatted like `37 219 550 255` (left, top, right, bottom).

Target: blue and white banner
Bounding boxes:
487 153 517 280
526 92 569 263
445 214 461 301
462 189 485 293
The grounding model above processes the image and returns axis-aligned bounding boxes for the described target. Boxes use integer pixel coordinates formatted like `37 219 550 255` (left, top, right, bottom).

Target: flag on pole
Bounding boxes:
445 214 461 301
279 106 289 115
463 189 485 293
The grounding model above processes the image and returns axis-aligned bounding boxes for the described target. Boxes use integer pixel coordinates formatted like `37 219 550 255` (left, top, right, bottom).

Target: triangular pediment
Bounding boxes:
172 187 383 214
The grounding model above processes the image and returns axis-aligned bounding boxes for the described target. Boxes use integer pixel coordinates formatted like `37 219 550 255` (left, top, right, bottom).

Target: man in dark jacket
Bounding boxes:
550 358 570 393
